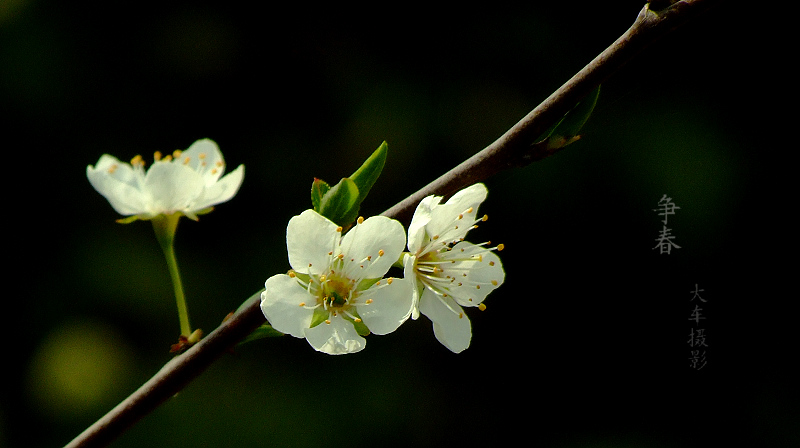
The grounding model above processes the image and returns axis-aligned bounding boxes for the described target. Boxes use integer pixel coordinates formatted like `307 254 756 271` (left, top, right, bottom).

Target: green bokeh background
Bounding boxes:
2 2 794 447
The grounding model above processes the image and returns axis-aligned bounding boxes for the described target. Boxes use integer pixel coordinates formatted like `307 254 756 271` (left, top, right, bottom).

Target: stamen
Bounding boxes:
478 303 487 311
357 216 364 224
298 302 305 307
481 214 488 221
173 149 182 158
107 164 118 174
378 250 385 257
336 226 343 233
183 156 191 165
153 151 163 161
497 244 505 251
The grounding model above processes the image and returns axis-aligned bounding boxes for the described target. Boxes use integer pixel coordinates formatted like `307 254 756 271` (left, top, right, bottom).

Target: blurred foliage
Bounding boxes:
2 2 794 448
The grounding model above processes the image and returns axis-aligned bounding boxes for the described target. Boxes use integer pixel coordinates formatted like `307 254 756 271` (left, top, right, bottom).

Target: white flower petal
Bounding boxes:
358 278 414 335
304 315 366 355
180 139 226 182
144 162 205 215
444 183 487 210
286 210 339 275
86 158 149 216
404 253 422 320
407 195 440 253
445 241 505 307
260 274 314 338
340 215 405 279
191 164 245 211
419 290 472 353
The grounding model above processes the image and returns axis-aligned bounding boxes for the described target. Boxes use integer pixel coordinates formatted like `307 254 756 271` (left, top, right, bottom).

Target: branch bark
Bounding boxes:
65 1 719 446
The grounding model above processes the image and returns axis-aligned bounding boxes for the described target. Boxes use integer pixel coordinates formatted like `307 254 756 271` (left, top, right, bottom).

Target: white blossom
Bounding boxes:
405 183 505 353
86 139 244 221
261 210 413 355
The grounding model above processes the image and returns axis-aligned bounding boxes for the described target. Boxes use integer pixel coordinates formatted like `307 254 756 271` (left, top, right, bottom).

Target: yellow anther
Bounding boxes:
458 213 464 220
328 251 333 255
298 302 305 307
476 285 481 289
478 303 487 311
153 151 163 161
288 270 296 278
199 153 206 159
357 216 364 224
354 318 362 323
325 319 331 325
183 156 191 165
215 160 223 167
432 235 440 240
491 280 498 286
173 149 182 158
378 249 385 257
387 278 393 285
365 299 373 304
336 226 343 233
130 154 144 166
319 274 326 282
489 261 495 266
481 214 488 221
211 168 218 174
458 313 464 319
337 254 344 259
108 164 118 174
162 154 172 162
497 243 505 251
466 207 473 214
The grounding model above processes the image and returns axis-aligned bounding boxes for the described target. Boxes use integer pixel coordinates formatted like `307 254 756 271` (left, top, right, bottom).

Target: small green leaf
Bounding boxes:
536 85 601 149
311 178 331 213
239 324 284 345
350 141 388 207
318 177 360 227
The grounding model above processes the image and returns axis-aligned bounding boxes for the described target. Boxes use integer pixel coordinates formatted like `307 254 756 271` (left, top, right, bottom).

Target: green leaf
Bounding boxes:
350 141 388 207
311 178 330 213
536 85 601 149
317 177 360 227
239 323 284 345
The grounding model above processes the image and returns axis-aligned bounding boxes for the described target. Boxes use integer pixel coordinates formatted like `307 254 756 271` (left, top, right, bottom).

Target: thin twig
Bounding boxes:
382 0 719 225
64 2 719 446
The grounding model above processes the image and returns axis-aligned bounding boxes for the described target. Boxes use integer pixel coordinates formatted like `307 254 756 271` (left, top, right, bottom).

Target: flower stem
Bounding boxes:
152 213 192 337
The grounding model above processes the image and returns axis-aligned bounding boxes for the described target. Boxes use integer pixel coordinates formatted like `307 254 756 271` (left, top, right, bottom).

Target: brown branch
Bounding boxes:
64 2 719 447
382 0 720 225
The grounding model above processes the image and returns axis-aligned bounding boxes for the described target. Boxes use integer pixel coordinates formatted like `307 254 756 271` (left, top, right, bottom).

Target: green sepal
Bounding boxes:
311 178 331 213
317 177 360 227
536 85 601 149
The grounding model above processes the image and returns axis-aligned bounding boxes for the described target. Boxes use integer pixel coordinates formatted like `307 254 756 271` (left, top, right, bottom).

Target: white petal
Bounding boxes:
444 183 487 211
419 290 472 353
340 215 405 279
407 195 440 253
260 274 314 338
357 278 414 335
445 241 505 307
403 253 422 320
191 164 244 211
86 156 149 216
144 162 205 215
286 210 339 275
304 315 366 355
180 139 226 182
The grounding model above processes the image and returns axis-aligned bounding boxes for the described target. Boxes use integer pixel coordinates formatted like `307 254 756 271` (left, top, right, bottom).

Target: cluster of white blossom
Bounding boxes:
261 183 505 354
87 140 504 355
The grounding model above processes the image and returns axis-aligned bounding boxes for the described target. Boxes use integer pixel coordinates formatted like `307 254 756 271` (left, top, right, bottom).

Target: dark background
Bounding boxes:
2 1 794 447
